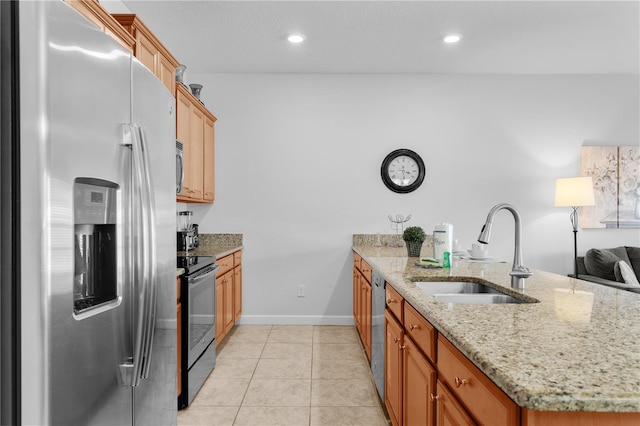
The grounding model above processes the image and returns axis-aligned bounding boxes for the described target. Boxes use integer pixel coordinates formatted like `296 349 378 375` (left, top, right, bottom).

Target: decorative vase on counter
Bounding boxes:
175 64 187 84
189 83 203 100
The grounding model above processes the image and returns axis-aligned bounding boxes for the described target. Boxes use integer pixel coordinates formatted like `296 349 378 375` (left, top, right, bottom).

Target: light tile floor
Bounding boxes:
178 325 390 426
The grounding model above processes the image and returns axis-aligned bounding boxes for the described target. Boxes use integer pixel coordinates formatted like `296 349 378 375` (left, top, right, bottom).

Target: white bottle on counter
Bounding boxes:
433 223 453 263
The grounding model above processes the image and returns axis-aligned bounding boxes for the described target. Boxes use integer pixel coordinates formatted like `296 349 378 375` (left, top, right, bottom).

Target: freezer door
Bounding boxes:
19 2 133 425
131 60 178 425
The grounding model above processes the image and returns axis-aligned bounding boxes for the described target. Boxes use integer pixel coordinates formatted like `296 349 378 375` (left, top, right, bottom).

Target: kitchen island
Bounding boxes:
353 242 640 424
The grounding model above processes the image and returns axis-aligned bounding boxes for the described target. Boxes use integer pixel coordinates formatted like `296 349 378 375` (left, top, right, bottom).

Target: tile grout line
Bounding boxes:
230 325 271 426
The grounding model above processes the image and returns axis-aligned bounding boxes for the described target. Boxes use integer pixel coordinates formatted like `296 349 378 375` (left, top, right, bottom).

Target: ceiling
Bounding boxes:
114 0 640 74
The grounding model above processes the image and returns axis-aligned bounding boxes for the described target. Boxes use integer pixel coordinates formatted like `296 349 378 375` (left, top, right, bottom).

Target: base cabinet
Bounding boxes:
384 287 516 426
403 336 437 426
385 310 404 426
353 252 372 360
215 250 242 344
435 381 475 426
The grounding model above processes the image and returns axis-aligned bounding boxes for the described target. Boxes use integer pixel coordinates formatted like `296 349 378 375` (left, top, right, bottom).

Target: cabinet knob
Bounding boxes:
399 344 406 350
430 393 440 401
409 324 418 331
454 377 469 388
386 298 395 304
393 337 400 343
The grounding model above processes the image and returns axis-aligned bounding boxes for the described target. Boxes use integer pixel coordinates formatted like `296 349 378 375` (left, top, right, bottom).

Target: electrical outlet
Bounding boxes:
297 284 305 297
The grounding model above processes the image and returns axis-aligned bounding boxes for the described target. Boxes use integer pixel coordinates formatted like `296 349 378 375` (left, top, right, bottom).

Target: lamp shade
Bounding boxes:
554 177 596 207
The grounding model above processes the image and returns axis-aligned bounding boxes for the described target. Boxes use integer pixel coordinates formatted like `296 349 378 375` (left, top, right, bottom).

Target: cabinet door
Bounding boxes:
203 115 215 202
385 310 404 426
189 106 204 200
403 336 436 426
215 278 225 344
353 267 360 331
363 279 372 360
435 381 476 426
223 270 234 334
157 53 176 94
135 30 157 73
233 265 242 321
176 88 192 198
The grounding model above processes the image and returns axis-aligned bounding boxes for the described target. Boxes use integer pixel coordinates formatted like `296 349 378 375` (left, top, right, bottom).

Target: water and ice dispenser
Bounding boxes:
73 178 119 314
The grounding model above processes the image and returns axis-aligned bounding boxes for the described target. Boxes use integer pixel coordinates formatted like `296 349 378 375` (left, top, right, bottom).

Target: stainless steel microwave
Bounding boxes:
176 140 184 194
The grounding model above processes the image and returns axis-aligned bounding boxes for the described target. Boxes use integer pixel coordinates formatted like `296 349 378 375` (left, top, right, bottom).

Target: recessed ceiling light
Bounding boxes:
443 34 462 44
287 34 305 44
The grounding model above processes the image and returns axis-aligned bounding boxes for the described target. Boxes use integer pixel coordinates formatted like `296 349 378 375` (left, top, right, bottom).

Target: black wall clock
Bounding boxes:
380 149 426 193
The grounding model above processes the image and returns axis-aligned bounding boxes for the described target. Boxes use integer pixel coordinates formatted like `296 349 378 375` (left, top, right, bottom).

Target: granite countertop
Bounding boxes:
177 233 243 275
353 243 640 413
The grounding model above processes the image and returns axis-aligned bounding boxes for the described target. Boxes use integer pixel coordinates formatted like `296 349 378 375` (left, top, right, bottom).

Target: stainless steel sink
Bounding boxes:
433 293 526 304
415 281 501 295
413 281 531 304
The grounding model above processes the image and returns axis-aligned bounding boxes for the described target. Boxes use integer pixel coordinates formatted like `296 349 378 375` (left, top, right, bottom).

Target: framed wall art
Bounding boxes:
580 145 640 229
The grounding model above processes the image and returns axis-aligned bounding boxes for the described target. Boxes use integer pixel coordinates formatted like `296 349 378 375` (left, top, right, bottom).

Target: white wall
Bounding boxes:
180 73 639 324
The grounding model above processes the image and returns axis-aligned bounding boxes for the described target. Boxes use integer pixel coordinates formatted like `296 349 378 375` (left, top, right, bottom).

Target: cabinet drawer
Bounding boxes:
403 302 436 364
437 335 519 426
233 250 242 267
436 380 476 425
385 285 403 323
216 254 234 277
353 252 362 272
361 260 372 283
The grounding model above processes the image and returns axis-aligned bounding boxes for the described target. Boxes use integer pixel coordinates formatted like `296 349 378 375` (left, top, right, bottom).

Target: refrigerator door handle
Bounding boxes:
119 123 158 387
137 125 158 380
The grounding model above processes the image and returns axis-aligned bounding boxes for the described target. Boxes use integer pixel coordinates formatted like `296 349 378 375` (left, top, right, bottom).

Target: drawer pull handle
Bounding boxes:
409 324 418 331
454 377 468 388
430 393 440 401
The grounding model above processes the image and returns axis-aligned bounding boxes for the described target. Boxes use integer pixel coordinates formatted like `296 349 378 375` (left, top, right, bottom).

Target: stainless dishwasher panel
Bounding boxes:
371 270 385 401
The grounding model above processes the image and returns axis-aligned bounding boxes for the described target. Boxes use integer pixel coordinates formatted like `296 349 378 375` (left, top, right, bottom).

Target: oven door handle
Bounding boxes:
189 265 219 288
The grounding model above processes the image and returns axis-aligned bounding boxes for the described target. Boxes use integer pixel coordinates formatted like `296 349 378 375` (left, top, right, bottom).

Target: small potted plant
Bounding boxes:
403 226 426 257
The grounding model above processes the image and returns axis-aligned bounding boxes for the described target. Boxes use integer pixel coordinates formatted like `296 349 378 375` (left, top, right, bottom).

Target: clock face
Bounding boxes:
381 149 425 193
387 155 420 187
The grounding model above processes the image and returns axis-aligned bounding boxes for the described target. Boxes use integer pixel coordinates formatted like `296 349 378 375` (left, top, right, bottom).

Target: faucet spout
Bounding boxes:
477 203 532 289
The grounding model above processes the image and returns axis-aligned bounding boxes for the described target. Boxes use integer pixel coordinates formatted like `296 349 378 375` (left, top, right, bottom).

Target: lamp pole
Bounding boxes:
570 206 579 278
555 177 595 279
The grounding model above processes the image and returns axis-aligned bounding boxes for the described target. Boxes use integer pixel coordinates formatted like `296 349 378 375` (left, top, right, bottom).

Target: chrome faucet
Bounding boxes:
477 203 532 289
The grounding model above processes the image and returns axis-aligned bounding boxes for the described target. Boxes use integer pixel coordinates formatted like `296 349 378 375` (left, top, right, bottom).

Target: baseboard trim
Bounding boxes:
236 315 355 326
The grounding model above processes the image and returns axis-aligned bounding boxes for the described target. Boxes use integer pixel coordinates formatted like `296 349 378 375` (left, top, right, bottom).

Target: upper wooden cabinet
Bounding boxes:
176 84 216 203
64 0 135 53
111 14 180 94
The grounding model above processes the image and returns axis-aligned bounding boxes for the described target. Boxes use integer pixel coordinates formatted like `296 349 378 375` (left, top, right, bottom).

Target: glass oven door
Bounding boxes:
187 264 217 368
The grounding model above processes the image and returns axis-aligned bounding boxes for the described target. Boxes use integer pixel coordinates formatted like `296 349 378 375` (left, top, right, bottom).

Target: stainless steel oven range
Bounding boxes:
177 255 218 409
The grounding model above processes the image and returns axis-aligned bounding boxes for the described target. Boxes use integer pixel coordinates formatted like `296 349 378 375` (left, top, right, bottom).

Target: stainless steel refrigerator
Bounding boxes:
3 1 177 424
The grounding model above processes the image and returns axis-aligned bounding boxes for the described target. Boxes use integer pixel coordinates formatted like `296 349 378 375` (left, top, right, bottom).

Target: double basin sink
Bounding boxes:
413 281 537 304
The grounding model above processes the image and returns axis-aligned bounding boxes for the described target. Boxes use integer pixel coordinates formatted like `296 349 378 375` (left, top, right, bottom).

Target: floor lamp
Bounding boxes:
554 177 596 278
